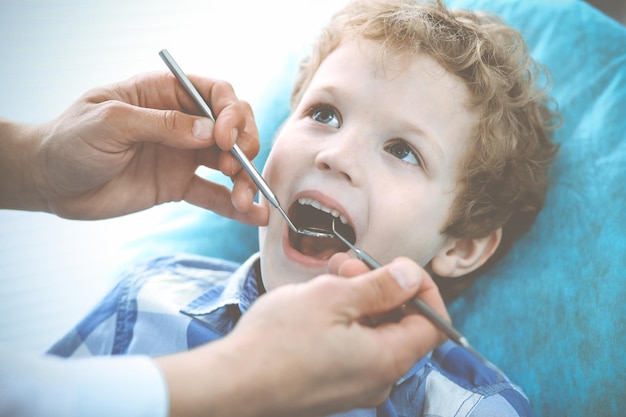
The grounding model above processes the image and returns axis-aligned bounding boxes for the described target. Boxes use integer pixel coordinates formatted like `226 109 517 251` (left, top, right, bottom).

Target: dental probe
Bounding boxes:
331 219 489 363
159 49 333 239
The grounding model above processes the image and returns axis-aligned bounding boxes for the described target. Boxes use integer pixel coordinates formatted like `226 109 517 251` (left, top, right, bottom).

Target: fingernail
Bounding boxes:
389 263 420 289
232 194 243 212
230 128 238 145
192 118 214 140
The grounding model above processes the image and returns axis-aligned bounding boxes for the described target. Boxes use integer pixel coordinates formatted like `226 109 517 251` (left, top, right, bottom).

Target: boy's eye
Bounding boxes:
384 140 422 166
309 104 341 128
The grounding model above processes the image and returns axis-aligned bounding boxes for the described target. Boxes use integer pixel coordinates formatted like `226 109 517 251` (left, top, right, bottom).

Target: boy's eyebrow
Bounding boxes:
314 84 341 100
397 119 445 162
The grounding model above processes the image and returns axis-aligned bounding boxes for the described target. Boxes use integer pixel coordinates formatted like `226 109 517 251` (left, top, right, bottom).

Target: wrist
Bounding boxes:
156 341 232 417
0 119 47 211
157 334 298 417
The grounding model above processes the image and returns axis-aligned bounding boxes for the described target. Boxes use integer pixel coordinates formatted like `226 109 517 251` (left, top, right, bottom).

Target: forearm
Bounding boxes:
0 119 47 211
157 333 342 417
157 337 285 417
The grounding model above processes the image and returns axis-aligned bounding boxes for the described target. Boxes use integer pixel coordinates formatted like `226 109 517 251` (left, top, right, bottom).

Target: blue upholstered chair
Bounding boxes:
129 2 625 415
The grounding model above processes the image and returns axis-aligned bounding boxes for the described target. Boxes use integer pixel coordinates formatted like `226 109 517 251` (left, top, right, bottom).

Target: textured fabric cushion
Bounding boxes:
443 1 626 416
130 1 626 416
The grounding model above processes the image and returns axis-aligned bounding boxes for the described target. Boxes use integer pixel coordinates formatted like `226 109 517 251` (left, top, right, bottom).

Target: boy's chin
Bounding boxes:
261 263 324 291
258 223 346 290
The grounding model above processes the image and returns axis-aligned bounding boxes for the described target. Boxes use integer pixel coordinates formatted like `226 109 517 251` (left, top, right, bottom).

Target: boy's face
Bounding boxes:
258 38 480 290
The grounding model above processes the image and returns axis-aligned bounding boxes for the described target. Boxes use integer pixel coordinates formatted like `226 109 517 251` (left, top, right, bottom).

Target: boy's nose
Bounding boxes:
313 132 366 185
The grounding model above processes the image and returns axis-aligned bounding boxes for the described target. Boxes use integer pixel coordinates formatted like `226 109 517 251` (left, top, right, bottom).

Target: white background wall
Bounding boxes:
0 0 347 353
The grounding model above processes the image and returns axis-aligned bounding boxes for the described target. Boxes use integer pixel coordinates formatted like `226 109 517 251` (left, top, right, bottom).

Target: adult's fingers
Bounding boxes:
230 169 261 213
349 260 449 375
331 255 449 325
328 253 371 278
184 174 269 226
187 75 260 168
95 99 218 150
342 257 426 318
215 100 260 177
328 258 449 379
99 101 262 208
88 72 255 151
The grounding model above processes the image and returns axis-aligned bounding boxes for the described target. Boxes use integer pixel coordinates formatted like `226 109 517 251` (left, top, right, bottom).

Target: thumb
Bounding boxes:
346 258 425 318
122 104 216 149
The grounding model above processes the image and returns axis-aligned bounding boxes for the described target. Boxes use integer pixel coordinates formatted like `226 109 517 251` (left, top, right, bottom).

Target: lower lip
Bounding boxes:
282 226 331 268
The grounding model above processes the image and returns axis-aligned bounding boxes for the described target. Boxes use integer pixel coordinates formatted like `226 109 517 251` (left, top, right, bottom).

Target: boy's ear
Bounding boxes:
431 228 502 278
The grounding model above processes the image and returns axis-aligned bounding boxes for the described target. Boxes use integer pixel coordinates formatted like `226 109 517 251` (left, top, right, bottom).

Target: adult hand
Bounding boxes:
0 72 268 224
158 255 448 417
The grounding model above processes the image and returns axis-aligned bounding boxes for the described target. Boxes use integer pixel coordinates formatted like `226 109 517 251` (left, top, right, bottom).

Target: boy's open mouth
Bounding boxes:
288 198 356 260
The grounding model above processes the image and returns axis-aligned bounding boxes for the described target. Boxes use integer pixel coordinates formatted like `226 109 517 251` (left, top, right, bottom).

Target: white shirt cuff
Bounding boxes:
0 345 168 417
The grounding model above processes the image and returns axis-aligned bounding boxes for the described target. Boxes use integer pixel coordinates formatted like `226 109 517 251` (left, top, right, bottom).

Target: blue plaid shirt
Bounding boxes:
48 254 531 417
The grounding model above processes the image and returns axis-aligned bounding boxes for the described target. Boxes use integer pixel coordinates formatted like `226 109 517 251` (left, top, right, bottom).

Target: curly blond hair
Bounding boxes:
291 0 559 282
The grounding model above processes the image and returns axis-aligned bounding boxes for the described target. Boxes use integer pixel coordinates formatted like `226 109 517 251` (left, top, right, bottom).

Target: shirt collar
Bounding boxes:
181 253 261 335
181 251 432 383
397 350 432 385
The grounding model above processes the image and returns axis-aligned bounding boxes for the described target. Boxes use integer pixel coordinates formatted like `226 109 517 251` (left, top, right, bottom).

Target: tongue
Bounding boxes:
299 235 345 260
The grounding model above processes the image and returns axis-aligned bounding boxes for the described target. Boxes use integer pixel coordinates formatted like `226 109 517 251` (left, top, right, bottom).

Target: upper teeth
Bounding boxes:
298 197 348 224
